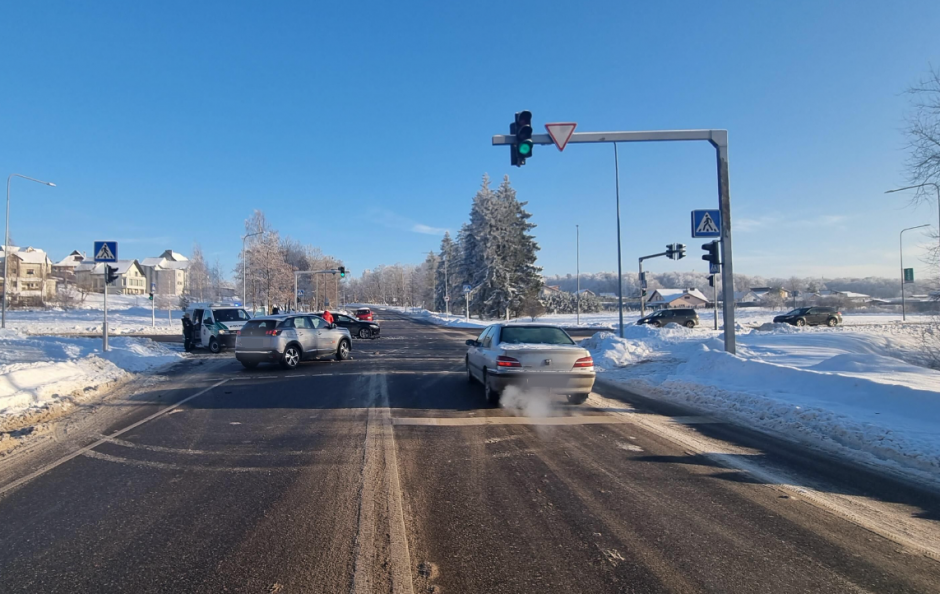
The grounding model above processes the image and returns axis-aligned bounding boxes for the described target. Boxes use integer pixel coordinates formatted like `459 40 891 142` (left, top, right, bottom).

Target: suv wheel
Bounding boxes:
826 317 838 327
650 321 661 328
684 320 695 329
280 345 301 369
483 370 500 405
795 318 806 327
359 328 371 339
336 339 351 361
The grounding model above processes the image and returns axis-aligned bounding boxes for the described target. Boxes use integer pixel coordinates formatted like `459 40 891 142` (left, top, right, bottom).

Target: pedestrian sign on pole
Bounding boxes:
463 284 472 294
93 241 118 262
904 268 914 283
691 210 721 238
298 289 305 296
545 122 577 152
710 262 721 275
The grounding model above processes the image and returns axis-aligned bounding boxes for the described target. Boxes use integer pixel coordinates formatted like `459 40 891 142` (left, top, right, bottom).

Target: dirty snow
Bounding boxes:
0 329 183 423
581 323 940 482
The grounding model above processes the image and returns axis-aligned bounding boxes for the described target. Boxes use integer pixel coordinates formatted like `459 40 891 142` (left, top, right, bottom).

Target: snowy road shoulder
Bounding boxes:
582 323 940 485
0 330 184 446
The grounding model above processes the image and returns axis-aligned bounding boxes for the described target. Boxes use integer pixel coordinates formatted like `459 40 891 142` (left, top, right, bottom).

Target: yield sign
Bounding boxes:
545 122 577 152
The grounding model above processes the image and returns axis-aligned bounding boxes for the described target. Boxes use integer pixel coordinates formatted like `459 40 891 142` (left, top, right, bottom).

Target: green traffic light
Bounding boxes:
518 142 532 156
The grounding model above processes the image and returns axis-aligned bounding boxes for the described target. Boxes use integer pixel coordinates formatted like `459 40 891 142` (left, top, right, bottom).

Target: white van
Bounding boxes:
184 303 251 353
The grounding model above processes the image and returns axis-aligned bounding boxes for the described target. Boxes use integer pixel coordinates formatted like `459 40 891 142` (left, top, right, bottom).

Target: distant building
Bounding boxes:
139 249 191 296
646 288 709 309
733 290 760 304
0 246 57 304
53 250 86 281
75 260 148 295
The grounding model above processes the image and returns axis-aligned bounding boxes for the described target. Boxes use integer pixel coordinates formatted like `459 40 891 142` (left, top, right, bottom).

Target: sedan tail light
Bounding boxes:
573 356 594 368
496 356 521 368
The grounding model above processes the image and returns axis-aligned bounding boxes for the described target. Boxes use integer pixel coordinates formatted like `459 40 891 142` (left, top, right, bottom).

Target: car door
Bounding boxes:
479 325 499 371
200 311 214 345
192 309 205 345
468 326 492 377
290 316 316 359
334 314 355 332
806 308 822 325
307 316 335 355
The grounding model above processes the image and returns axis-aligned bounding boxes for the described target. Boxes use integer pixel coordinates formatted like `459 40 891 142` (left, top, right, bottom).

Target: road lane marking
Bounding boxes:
379 373 415 594
393 416 634 427
97 436 309 456
0 379 230 497
81 449 310 473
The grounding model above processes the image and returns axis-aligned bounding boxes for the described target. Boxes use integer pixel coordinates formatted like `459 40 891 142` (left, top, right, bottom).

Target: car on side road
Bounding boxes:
329 312 381 339
773 307 842 327
637 308 699 328
235 314 352 369
354 307 374 322
465 324 595 405
184 303 252 353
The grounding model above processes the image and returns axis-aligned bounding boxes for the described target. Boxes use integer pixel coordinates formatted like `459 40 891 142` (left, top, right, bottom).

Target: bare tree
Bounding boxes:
904 66 940 279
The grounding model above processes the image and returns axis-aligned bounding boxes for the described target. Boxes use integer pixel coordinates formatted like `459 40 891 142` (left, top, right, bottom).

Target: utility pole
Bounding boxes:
900 224 930 321
576 224 580 325
443 255 450 315
614 145 624 337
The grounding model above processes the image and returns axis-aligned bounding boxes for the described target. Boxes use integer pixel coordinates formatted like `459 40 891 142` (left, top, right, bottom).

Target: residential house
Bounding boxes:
52 250 86 281
646 288 709 309
733 290 760 305
139 250 190 296
575 289 596 297
751 287 790 304
75 260 148 295
538 285 563 299
0 246 57 304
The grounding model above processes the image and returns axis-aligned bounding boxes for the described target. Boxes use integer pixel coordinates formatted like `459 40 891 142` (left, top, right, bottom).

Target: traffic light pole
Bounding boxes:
295 269 344 312
638 250 669 317
103 274 109 352
493 128 737 353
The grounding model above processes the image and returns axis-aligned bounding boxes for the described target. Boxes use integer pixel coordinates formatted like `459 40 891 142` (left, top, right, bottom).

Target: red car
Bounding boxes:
354 308 374 322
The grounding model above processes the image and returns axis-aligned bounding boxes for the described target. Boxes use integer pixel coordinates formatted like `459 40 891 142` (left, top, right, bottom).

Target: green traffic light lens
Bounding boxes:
518 142 532 156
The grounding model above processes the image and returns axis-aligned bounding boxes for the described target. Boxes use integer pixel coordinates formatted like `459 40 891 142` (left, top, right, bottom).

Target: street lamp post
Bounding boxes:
576 224 580 326
241 231 263 313
4 174 56 329
886 183 940 277
900 224 930 322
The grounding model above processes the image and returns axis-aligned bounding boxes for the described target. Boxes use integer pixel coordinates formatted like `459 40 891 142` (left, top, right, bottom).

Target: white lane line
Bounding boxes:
98 436 309 456
351 383 380 594
81 449 309 473
0 379 230 497
393 415 633 427
379 373 416 594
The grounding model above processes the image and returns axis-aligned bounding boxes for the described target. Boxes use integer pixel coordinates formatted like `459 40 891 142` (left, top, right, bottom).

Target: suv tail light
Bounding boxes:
574 356 594 368
265 330 282 336
496 356 521 368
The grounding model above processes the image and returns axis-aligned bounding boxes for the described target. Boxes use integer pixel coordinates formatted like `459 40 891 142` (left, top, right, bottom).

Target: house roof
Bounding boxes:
84 260 144 275
13 248 51 264
55 251 85 267
159 250 188 262
140 257 167 267
162 260 191 271
734 291 758 301
650 288 708 302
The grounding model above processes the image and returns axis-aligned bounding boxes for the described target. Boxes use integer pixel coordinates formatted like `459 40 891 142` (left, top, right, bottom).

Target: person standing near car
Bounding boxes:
321 309 334 325
182 312 194 351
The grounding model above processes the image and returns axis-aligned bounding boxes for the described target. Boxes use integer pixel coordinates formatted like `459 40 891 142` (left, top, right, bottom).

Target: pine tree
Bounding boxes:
434 233 459 313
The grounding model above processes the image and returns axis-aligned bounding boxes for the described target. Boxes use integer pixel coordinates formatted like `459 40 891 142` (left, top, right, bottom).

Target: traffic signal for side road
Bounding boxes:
702 241 719 266
338 266 346 278
666 243 687 260
105 265 119 285
675 243 686 259
510 110 533 167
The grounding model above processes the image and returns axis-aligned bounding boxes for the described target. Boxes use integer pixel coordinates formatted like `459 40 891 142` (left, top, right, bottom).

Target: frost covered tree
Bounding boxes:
434 233 459 312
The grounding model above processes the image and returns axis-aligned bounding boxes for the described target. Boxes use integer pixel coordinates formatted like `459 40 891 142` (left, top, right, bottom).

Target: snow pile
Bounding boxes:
582 324 940 481
0 329 183 421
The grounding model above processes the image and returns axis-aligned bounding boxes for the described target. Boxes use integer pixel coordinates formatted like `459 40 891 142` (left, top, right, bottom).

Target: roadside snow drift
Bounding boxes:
582 324 940 481
0 329 183 422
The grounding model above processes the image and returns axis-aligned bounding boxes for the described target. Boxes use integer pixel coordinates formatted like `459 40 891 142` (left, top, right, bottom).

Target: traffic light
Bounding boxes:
675 243 686 260
665 243 675 259
337 266 346 278
708 275 715 288
149 293 154 301
702 241 720 266
105 265 119 285
510 110 533 167
666 243 687 260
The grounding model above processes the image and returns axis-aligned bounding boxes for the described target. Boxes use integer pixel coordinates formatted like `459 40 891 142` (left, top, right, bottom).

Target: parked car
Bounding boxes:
184 302 252 353
637 308 699 328
235 314 352 369
354 308 374 322
465 324 595 405
773 307 842 327
328 312 381 339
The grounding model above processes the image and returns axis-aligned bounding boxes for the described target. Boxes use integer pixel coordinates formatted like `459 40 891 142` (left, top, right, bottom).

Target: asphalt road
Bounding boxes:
1 309 939 593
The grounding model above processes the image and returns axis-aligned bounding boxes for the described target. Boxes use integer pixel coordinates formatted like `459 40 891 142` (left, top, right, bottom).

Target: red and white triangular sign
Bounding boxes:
545 122 577 152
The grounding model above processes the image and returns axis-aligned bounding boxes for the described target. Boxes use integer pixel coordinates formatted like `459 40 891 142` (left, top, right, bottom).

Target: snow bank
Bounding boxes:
0 330 183 422
582 324 940 481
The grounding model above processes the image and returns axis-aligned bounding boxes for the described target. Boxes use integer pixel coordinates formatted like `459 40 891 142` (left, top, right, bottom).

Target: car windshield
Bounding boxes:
499 327 575 345
213 308 249 322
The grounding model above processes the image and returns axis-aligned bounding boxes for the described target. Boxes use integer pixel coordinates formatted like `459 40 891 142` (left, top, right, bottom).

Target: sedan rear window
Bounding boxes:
499 327 574 346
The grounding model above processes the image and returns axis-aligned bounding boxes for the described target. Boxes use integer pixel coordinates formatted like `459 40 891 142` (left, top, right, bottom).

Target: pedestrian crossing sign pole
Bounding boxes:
691 210 722 238
94 241 118 351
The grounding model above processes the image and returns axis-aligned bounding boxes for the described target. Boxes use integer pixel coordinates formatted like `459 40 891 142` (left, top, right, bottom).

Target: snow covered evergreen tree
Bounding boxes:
433 233 459 313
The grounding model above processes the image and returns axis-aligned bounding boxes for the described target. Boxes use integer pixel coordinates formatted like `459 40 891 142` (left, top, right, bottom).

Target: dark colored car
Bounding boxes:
637 308 699 328
331 312 381 339
773 307 842 327
354 308 374 322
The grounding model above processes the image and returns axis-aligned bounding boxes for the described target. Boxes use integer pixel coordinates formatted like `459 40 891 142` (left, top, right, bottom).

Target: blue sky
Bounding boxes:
2 0 939 281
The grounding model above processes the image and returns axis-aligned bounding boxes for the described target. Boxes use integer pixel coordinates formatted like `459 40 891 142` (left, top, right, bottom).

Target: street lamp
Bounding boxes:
4 174 56 328
886 183 940 276
900 224 930 322
575 224 580 326
241 230 263 313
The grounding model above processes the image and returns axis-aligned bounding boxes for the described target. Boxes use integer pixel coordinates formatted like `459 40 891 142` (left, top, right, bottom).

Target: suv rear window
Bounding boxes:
241 320 278 335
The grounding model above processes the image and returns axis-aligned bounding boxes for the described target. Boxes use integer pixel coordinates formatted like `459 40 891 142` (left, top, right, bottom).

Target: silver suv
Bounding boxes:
235 314 352 369
637 308 699 328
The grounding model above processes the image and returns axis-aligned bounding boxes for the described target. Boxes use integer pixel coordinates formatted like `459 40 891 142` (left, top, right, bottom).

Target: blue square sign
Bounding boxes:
691 210 721 238
93 241 118 262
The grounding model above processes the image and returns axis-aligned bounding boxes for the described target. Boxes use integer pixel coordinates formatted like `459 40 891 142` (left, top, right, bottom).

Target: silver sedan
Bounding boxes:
235 314 352 369
465 324 595 405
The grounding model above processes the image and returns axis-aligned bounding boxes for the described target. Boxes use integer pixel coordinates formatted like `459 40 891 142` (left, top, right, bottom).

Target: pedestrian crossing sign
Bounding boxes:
691 210 721 238
93 241 118 262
